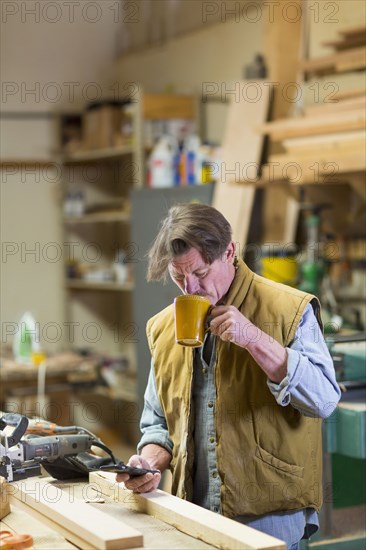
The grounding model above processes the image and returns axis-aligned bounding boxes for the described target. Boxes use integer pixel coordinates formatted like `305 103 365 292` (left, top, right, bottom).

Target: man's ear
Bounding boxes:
226 241 236 262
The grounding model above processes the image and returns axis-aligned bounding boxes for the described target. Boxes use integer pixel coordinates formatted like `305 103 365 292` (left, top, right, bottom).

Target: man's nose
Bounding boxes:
184 276 199 294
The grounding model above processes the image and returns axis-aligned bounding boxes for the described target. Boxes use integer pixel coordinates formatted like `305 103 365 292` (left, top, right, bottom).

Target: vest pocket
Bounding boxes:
255 445 304 478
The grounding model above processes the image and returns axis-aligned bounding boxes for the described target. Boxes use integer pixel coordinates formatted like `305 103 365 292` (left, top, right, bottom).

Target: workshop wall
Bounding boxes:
1 2 119 352
1 0 365 352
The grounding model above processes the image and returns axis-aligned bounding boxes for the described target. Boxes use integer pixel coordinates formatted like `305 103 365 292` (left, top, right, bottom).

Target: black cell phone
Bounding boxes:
98 463 160 477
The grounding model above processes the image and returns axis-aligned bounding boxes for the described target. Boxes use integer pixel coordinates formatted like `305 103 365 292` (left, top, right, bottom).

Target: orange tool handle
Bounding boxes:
0 531 33 550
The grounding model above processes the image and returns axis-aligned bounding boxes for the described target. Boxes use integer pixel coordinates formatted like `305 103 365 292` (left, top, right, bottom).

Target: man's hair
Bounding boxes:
147 203 232 282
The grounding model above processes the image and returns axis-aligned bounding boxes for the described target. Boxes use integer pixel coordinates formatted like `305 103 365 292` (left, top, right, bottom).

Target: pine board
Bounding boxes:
9 477 143 550
322 34 366 51
283 131 365 153
304 96 366 117
1 506 78 549
333 87 366 101
212 81 272 251
259 110 366 140
264 148 365 183
299 46 366 74
90 472 286 550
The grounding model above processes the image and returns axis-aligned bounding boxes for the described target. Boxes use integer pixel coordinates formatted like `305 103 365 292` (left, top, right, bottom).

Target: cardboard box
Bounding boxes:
83 104 124 150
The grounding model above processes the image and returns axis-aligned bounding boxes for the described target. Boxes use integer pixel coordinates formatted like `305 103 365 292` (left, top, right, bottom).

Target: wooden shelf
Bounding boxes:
63 145 133 163
299 46 366 75
64 211 130 224
66 279 134 291
0 159 55 167
142 93 196 120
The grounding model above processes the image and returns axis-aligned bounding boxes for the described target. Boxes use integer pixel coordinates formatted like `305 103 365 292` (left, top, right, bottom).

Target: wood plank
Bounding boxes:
283 131 365 153
212 81 272 252
90 472 286 550
259 109 366 140
339 25 366 39
264 148 365 184
2 506 78 549
333 87 366 101
63 146 133 163
63 211 130 224
322 34 366 51
66 279 134 291
299 46 366 74
9 477 143 550
304 96 366 117
143 94 195 120
6 500 93 550
0 160 56 169
262 0 303 243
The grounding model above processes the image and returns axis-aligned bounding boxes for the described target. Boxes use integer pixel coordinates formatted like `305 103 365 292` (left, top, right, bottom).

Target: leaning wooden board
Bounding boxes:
90 471 285 550
212 80 272 252
8 476 143 550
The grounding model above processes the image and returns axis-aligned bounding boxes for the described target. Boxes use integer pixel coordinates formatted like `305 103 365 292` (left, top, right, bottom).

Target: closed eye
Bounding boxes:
194 269 209 279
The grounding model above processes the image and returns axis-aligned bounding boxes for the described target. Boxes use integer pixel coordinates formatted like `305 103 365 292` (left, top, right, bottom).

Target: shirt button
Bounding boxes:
202 368 207 374
212 471 218 478
209 437 215 443
208 401 214 408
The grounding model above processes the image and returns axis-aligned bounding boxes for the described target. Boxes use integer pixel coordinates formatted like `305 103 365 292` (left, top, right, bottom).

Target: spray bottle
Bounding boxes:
148 136 175 188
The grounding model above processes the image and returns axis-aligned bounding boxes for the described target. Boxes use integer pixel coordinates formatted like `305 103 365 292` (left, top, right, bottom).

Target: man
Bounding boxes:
117 203 340 550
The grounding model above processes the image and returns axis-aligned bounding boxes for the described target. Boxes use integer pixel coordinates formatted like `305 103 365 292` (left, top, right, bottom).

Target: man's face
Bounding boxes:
168 244 236 305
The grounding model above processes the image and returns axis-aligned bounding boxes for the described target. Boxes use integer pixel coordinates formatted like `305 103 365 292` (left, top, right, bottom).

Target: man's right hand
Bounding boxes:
116 454 161 492
116 444 171 493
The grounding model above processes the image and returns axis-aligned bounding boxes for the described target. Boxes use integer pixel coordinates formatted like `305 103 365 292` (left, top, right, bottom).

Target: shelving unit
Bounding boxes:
61 90 197 402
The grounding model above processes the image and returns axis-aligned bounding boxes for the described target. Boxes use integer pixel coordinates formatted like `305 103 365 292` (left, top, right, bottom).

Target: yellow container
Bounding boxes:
261 255 298 286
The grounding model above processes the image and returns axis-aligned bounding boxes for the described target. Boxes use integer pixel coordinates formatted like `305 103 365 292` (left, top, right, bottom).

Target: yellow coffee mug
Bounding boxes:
174 294 211 347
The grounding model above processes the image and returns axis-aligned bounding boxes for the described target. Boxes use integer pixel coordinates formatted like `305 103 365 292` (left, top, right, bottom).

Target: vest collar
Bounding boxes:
222 258 254 309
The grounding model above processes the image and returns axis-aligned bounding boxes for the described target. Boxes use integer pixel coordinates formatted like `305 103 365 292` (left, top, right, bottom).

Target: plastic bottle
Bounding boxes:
184 135 201 185
148 136 174 188
13 312 41 365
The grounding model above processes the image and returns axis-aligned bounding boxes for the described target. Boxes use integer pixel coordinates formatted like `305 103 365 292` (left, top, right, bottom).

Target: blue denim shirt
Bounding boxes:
138 304 341 548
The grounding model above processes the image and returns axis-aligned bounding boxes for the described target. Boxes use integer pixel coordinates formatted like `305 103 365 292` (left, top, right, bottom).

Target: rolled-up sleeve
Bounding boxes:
137 360 173 454
267 304 341 418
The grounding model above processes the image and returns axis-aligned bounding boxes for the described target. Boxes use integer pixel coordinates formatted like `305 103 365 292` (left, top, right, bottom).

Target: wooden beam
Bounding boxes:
304 96 366 117
339 25 366 39
259 109 366 140
90 472 286 550
299 46 366 75
9 477 143 550
212 81 272 252
283 131 365 154
265 148 365 183
322 32 366 51
2 505 78 549
333 87 366 101
261 0 303 243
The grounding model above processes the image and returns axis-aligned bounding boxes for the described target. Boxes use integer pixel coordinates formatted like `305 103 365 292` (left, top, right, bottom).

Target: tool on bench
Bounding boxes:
98 463 160 476
0 531 33 550
0 414 159 482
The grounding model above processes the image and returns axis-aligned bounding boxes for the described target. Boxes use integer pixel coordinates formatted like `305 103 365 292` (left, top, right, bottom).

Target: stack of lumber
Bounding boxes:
259 95 365 185
300 25 366 75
